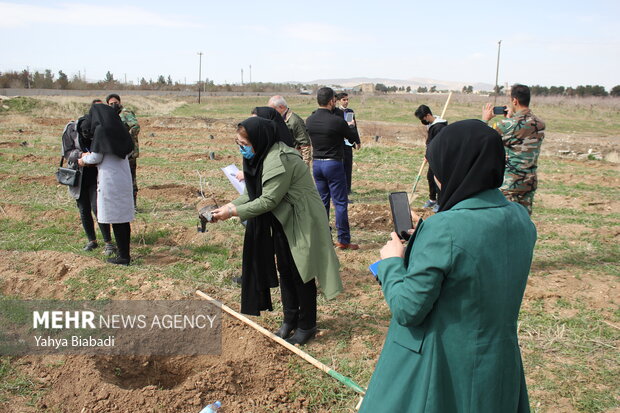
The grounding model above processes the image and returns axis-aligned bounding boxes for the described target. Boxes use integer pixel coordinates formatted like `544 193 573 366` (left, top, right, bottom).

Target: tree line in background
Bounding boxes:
0 69 314 93
375 83 620 97
1 69 618 97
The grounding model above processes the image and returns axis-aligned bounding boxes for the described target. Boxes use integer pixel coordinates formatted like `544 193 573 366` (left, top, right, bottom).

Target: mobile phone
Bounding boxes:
388 192 413 240
345 112 354 122
493 106 508 115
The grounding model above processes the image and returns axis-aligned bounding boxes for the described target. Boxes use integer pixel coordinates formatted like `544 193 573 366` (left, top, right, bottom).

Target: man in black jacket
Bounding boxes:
335 92 361 195
306 87 360 250
415 104 448 211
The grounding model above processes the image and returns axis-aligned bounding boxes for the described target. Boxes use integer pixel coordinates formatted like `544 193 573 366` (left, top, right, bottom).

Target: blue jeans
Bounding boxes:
312 159 350 244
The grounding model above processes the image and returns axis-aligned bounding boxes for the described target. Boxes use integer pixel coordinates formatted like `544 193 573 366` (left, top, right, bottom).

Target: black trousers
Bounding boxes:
273 222 317 330
76 183 111 243
343 144 353 194
112 223 131 260
427 166 438 201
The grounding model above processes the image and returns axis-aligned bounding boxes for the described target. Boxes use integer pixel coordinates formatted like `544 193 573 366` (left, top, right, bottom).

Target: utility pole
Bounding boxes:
197 52 203 104
494 40 502 105
241 68 244 85
26 66 30 88
249 64 252 83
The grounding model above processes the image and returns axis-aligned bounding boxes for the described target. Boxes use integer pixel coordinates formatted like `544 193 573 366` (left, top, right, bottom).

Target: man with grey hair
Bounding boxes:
268 95 312 165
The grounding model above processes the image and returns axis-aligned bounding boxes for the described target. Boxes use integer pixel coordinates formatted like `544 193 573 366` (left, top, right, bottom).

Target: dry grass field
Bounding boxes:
0 93 618 412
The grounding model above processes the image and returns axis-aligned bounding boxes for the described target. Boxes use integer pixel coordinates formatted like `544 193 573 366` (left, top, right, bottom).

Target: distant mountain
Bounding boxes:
298 76 495 92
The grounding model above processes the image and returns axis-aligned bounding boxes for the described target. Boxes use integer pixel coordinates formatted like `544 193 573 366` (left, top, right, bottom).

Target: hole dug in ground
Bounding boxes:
95 356 191 390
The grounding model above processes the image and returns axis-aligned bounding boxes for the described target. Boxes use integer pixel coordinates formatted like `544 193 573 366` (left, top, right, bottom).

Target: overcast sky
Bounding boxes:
1 0 618 89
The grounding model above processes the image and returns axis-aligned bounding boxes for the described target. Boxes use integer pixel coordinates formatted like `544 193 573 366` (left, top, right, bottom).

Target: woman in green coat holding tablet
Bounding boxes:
211 116 342 346
360 119 536 412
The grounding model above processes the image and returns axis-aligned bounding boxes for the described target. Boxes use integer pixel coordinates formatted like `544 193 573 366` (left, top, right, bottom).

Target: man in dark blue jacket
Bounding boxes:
306 87 359 250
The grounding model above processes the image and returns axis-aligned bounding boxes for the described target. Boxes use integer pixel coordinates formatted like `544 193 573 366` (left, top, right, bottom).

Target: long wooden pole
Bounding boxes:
410 91 453 202
494 40 502 105
439 91 452 120
195 290 366 395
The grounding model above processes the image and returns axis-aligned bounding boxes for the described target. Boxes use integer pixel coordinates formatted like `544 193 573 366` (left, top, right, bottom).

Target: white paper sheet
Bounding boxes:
221 164 246 195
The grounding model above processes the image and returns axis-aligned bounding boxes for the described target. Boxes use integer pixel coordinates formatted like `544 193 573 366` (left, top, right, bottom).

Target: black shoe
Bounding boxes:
274 323 296 339
285 326 317 345
232 276 242 285
83 241 98 251
107 257 130 266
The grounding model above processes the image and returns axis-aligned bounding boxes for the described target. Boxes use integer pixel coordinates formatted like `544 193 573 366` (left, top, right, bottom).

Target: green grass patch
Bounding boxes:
520 301 620 412
0 97 46 113
0 357 40 404
64 267 137 300
287 357 365 411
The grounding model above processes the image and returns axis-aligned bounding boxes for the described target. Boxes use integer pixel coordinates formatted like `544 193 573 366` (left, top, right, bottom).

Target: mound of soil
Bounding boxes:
0 248 310 412
141 183 203 205
0 141 22 148
0 251 106 299
33 118 68 127
14 318 305 413
349 203 390 231
0 203 28 220
145 117 235 131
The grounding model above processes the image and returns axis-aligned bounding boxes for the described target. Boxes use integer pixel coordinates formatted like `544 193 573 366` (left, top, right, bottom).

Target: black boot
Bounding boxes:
285 326 316 345
107 256 130 266
274 322 296 339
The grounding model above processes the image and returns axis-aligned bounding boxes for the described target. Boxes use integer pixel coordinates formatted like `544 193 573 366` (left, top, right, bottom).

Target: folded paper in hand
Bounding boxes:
221 164 245 195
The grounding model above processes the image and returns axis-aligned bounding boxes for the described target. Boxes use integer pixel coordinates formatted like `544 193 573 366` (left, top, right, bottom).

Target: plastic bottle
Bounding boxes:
199 401 221 413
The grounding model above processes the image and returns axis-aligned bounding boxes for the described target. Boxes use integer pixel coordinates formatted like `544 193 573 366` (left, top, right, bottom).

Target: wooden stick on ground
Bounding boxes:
195 290 366 395
410 91 453 203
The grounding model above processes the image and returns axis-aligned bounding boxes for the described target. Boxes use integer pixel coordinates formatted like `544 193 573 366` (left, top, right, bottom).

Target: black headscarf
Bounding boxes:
85 104 134 158
239 116 281 316
76 116 92 152
252 106 295 147
426 119 505 212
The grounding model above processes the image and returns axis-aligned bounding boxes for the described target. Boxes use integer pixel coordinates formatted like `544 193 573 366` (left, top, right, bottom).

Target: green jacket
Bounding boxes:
360 189 536 413
284 110 311 147
232 142 342 299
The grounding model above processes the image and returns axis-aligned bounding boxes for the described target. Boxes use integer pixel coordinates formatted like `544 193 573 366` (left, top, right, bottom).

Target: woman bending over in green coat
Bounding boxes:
360 119 536 412
210 116 341 346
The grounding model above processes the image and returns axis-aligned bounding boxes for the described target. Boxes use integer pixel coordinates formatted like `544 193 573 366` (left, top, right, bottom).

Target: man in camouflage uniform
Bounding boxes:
106 93 140 208
483 84 545 215
268 95 312 165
